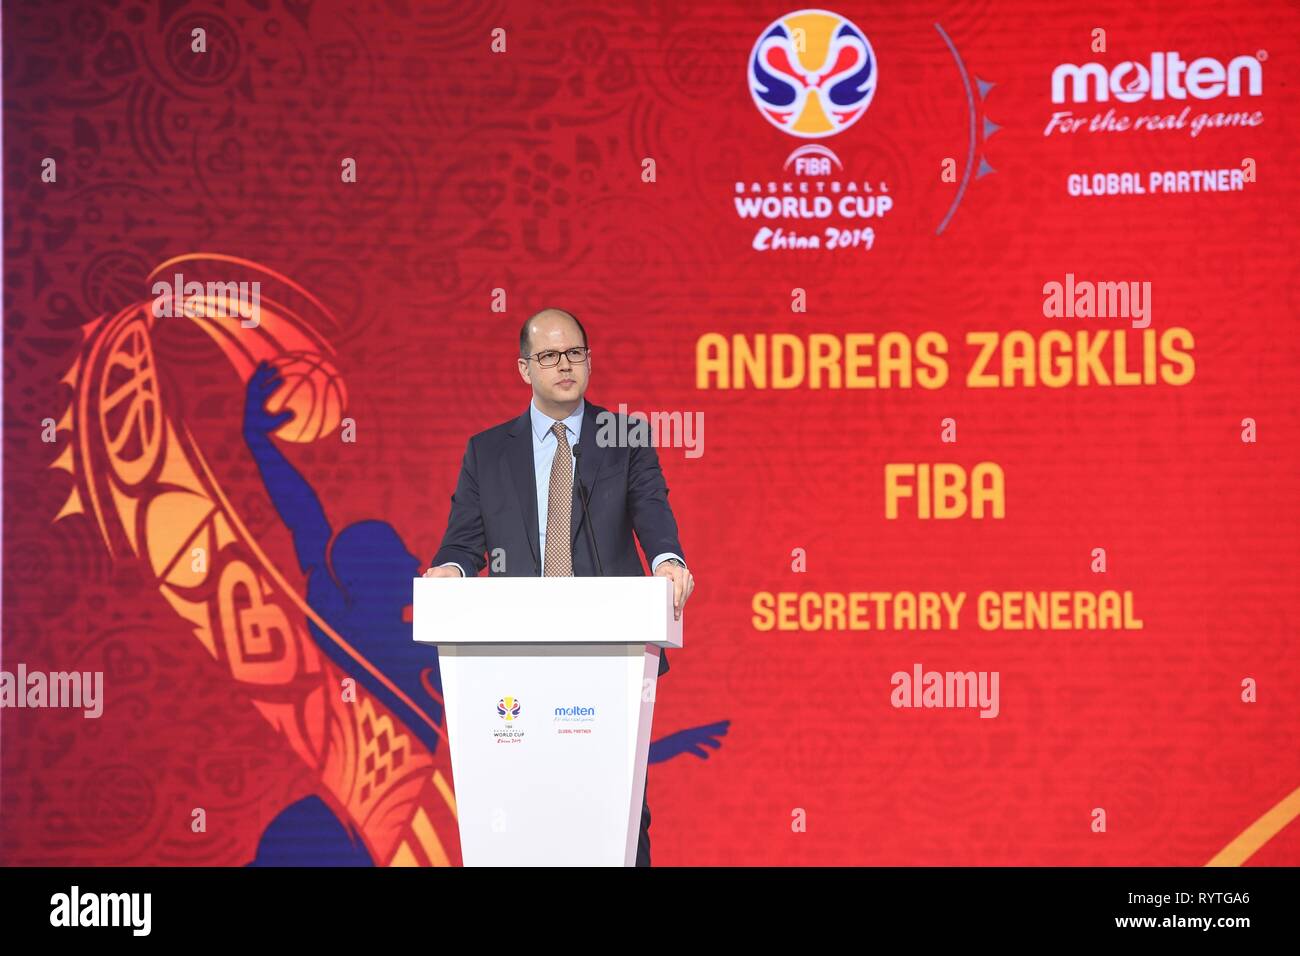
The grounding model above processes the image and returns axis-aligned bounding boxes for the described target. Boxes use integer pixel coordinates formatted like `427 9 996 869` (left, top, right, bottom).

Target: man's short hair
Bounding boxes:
519 309 588 358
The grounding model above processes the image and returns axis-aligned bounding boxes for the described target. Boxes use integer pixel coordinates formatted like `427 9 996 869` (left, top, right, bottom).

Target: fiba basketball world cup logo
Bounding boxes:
494 696 524 744
735 9 892 253
748 9 877 138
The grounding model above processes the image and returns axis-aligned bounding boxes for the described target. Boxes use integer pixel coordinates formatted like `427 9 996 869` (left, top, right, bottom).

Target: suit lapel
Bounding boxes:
506 406 540 570
571 401 605 547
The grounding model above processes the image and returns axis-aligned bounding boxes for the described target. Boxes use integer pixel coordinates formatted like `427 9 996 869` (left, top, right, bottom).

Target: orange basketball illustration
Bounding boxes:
263 350 348 442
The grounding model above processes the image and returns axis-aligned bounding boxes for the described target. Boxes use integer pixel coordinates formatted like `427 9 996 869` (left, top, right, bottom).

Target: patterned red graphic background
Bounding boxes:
3 0 1299 865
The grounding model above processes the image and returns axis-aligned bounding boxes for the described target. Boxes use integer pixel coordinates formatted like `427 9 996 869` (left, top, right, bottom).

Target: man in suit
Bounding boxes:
423 307 696 866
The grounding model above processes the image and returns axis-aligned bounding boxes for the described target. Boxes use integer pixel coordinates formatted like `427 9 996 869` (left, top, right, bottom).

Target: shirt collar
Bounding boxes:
530 397 585 444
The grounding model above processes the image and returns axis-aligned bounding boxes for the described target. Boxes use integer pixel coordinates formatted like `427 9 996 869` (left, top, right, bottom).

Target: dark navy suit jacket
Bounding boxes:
431 400 686 676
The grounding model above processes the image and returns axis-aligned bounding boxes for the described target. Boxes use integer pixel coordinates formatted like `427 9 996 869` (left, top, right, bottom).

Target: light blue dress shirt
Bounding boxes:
440 398 683 576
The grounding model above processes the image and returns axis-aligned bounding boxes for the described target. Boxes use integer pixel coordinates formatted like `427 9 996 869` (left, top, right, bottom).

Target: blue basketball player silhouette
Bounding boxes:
241 360 727 865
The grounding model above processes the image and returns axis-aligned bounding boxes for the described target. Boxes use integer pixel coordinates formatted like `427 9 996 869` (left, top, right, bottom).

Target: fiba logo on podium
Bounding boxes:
748 9 878 138
494 696 524 744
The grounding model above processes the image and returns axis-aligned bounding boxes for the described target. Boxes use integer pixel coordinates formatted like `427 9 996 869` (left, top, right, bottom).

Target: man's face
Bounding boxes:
517 314 590 406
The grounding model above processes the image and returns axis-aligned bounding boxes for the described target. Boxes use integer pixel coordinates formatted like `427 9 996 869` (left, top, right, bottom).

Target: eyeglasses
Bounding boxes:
527 347 590 368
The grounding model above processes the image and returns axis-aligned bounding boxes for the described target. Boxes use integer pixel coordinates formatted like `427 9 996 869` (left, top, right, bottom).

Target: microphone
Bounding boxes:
571 445 604 576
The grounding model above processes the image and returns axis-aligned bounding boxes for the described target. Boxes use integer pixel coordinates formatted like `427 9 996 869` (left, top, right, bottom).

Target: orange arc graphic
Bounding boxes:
1207 783 1300 866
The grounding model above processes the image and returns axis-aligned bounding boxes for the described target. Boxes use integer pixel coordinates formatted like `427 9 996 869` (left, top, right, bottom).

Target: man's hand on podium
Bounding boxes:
654 560 695 621
422 565 462 578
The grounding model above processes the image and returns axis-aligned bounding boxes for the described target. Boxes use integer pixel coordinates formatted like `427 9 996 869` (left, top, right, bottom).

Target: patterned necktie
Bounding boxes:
543 421 574 576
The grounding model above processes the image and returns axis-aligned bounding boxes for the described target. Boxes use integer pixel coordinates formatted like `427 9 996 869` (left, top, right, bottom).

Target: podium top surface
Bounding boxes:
411 576 684 649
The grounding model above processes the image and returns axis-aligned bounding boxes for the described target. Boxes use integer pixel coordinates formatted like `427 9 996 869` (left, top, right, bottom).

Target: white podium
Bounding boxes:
412 576 683 866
